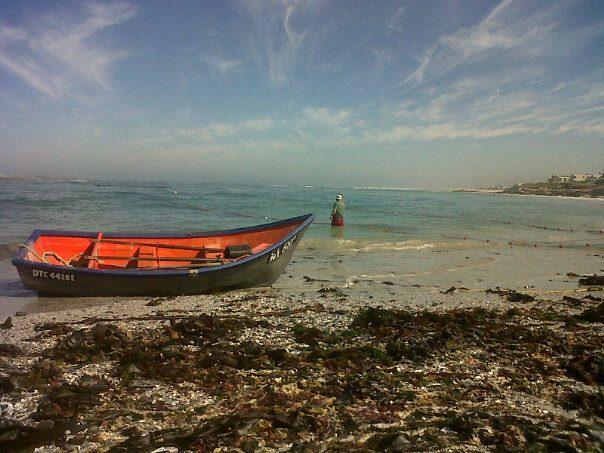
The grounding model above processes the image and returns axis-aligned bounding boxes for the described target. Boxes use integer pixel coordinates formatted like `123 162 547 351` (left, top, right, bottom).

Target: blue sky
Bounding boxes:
0 0 602 188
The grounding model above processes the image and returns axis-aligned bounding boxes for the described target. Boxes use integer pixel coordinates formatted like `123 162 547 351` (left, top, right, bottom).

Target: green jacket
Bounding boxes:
331 200 345 217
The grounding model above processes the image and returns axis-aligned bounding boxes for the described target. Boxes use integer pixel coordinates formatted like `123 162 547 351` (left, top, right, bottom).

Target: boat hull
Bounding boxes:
12 215 313 297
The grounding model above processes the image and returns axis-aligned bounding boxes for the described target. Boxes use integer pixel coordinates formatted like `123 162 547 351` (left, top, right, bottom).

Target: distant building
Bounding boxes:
548 175 572 183
573 173 599 182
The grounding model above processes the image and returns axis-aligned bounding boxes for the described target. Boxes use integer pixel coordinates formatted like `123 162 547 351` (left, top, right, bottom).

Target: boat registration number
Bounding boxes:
32 270 76 281
269 235 297 263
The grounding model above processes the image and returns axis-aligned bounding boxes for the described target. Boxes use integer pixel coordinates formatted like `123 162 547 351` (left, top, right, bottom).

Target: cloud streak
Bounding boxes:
368 69 604 143
303 107 350 126
232 0 326 85
129 117 279 148
201 54 241 74
0 2 135 100
401 0 602 87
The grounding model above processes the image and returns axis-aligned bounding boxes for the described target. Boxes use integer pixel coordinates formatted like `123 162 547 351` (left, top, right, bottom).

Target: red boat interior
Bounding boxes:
21 222 299 270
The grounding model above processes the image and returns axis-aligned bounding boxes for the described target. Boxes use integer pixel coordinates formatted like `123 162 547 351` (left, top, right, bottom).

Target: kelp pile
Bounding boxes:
0 296 603 451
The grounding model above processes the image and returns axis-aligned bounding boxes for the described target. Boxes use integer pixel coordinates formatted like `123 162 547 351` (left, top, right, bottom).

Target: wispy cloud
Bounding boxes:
139 74 602 150
300 106 356 139
132 117 279 147
232 0 327 85
400 46 434 86
0 2 135 100
303 107 350 126
367 69 604 142
201 54 241 74
364 123 535 143
198 118 276 139
241 118 276 131
401 0 602 87
386 5 405 34
356 1 604 142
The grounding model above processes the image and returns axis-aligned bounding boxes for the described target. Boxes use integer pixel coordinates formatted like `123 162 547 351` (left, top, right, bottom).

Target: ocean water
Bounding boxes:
0 178 603 315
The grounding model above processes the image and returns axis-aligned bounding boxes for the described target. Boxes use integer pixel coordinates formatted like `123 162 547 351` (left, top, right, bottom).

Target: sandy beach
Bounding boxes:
0 278 602 451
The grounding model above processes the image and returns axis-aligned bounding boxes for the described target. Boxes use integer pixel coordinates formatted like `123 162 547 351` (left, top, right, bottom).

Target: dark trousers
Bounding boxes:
331 214 344 226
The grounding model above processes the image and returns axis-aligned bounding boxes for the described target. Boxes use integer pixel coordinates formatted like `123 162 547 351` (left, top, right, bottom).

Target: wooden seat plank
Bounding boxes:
91 238 223 253
83 255 225 262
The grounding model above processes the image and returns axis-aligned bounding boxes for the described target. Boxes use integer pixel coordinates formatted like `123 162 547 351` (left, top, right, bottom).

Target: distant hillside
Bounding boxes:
504 180 604 198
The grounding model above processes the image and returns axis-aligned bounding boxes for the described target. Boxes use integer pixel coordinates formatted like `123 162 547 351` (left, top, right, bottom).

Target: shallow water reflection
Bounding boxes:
330 226 344 238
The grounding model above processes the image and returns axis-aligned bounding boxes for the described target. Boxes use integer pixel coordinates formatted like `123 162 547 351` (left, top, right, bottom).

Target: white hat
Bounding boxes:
336 194 343 200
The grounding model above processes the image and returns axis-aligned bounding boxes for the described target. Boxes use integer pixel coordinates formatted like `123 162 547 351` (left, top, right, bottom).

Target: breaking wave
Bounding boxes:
297 238 481 253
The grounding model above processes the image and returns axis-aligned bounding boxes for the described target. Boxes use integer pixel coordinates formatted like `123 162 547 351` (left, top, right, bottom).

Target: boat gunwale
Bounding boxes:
12 213 315 278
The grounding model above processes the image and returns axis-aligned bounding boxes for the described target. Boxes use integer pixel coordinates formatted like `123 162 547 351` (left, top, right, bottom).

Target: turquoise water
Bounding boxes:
0 178 602 314
1 178 602 244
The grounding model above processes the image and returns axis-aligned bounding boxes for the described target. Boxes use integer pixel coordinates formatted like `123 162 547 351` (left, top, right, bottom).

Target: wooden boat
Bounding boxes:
12 214 315 296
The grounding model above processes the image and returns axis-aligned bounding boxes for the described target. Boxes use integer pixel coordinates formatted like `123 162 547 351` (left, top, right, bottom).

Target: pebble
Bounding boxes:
36 419 55 431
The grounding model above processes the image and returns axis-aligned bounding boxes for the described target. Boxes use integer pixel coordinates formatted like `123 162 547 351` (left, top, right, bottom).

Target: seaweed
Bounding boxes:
1 300 603 451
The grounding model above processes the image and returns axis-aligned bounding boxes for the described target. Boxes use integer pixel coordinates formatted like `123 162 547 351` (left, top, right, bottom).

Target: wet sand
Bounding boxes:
0 238 602 451
2 236 602 319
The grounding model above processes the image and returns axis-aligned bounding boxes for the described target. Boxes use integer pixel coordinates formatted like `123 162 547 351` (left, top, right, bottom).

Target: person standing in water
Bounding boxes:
330 194 345 226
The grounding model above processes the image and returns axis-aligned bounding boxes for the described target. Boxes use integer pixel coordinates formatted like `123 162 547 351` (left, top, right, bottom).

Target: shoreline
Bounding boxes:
501 192 604 201
2 234 603 319
0 285 602 451
454 190 604 200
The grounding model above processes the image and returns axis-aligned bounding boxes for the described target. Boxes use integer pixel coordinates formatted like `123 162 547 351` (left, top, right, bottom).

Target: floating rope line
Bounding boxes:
521 223 604 234
440 233 604 249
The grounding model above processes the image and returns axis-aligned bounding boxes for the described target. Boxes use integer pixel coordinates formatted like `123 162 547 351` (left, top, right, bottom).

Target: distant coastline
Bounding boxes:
454 188 604 199
452 188 503 194
0 175 85 182
454 174 604 199
502 183 603 198
2 174 603 198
